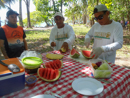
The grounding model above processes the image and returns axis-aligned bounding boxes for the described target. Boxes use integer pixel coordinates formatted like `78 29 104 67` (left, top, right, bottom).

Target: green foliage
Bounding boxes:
30 11 44 26
33 0 54 25
23 18 27 27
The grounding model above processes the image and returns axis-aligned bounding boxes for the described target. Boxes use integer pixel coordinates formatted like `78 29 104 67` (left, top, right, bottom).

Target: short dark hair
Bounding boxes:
6 10 19 17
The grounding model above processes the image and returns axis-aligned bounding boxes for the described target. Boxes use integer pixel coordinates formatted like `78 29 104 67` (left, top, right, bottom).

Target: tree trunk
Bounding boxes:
26 0 31 28
19 0 23 27
90 18 94 27
83 14 86 24
127 13 130 31
72 15 75 25
97 0 99 5
52 0 56 13
45 20 49 27
61 0 62 13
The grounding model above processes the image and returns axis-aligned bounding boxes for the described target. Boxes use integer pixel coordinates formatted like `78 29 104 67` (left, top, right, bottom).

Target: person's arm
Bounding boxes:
0 39 9 59
49 28 56 47
101 24 123 52
84 24 95 48
22 30 28 50
85 24 95 39
23 39 28 50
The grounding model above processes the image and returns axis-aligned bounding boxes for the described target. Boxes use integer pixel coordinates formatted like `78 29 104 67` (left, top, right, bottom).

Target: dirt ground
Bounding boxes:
0 26 130 69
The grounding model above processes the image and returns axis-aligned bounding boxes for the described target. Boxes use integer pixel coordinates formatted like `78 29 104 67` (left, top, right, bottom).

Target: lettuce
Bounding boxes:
97 63 109 70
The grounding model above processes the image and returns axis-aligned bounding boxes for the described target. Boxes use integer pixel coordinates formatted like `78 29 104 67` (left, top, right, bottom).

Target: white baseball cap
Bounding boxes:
54 12 64 18
93 4 108 14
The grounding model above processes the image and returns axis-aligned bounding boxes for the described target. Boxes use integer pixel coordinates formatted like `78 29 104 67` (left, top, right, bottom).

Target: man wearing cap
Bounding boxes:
0 10 28 59
84 4 123 63
49 12 75 52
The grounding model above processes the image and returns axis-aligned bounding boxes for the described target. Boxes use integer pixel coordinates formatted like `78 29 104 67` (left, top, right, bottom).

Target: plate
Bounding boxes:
31 94 56 98
72 77 104 96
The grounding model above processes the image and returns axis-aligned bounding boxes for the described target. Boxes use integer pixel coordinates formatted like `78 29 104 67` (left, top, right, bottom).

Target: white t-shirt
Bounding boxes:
85 20 123 63
49 24 75 50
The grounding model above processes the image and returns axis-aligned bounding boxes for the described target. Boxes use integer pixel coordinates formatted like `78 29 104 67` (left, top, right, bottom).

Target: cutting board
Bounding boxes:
68 52 90 65
0 58 25 75
68 52 103 65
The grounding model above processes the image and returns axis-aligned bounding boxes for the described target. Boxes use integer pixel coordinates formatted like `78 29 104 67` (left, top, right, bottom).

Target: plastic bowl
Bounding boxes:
25 75 37 87
22 57 43 74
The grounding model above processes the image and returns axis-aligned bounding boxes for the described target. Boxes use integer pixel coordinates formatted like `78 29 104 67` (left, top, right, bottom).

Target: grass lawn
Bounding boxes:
25 24 130 59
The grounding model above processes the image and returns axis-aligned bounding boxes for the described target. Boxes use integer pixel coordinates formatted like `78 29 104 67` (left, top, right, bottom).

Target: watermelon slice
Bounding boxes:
70 48 80 58
39 68 45 77
43 60 63 70
37 68 61 82
43 68 48 79
46 68 51 80
55 60 62 68
82 50 95 59
50 69 54 80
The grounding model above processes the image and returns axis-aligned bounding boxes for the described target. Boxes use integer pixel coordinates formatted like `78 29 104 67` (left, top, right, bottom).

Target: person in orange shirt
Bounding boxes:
0 10 28 59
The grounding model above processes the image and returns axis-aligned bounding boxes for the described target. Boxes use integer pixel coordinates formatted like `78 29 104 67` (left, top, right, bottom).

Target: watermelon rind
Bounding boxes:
37 68 62 82
70 48 80 58
43 60 63 70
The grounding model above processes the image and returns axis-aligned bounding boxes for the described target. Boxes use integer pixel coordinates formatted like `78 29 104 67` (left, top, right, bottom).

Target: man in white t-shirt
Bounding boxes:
49 12 75 52
85 4 123 63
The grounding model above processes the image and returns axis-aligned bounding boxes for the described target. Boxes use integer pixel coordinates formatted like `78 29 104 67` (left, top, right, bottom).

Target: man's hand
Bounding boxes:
90 47 104 59
61 42 68 52
84 37 90 48
51 42 56 47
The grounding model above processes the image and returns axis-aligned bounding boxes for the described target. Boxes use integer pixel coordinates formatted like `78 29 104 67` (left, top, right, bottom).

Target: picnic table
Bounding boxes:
1 50 130 98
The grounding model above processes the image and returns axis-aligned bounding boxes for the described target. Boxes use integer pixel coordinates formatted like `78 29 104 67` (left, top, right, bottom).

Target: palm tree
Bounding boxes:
19 0 23 27
0 1 5 8
0 0 16 8
52 0 56 13
23 0 31 28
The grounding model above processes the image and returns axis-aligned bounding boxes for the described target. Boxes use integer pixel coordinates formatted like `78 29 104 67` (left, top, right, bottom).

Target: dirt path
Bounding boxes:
23 26 54 31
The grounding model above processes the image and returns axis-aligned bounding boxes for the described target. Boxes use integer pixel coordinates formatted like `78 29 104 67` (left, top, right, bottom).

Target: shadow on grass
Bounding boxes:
27 38 53 53
123 35 130 45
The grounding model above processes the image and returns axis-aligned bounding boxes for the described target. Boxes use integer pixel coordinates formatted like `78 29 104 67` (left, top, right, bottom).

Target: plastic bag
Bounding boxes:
19 50 42 60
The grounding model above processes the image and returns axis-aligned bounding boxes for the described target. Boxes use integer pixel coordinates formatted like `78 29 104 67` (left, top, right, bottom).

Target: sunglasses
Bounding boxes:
94 13 106 21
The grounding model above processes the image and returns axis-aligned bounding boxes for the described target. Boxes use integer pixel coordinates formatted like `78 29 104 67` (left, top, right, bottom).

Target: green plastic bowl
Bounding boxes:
22 57 43 69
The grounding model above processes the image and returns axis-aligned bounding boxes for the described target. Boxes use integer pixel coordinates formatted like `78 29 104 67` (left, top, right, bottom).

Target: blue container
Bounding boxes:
0 72 25 96
0 58 25 97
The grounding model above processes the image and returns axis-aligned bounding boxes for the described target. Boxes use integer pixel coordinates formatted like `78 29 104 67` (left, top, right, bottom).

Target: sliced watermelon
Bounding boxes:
39 68 44 77
43 68 48 79
55 59 62 69
50 62 55 69
46 68 51 80
55 69 59 77
37 68 61 82
53 63 59 69
70 48 80 58
82 50 95 59
50 68 54 80
45 63 50 68
43 60 63 70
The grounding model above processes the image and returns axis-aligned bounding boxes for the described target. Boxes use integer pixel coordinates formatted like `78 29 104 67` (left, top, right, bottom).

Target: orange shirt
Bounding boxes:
2 25 24 45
